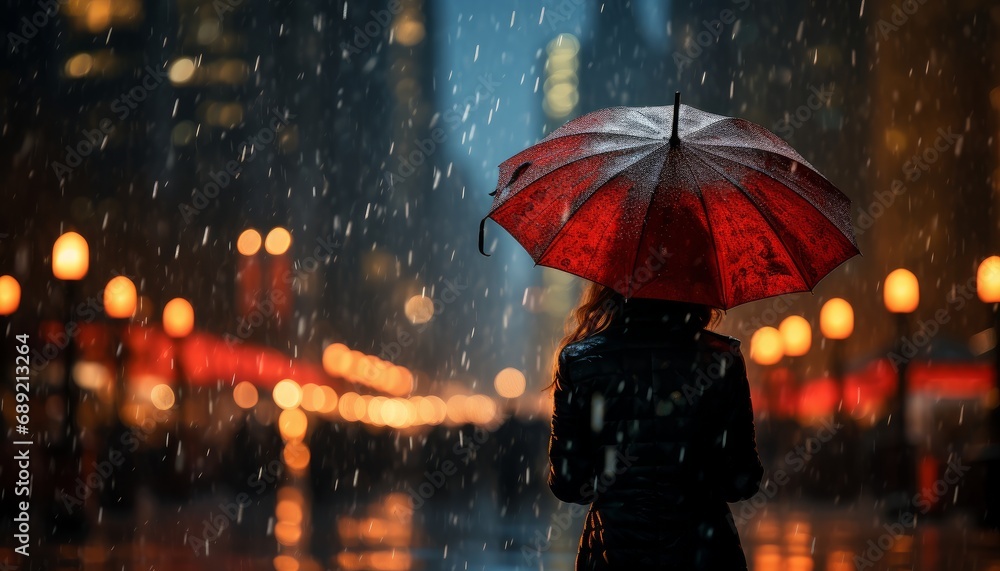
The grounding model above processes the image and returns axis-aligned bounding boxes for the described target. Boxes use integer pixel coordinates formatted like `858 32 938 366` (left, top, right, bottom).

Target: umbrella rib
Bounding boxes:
688 140 819 174
682 156 728 309
686 144 854 246
626 148 670 297
490 141 662 219
535 130 665 147
530 144 666 265
687 151 815 289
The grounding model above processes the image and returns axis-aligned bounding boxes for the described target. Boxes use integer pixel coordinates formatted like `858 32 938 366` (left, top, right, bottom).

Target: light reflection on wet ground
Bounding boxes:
5 494 1000 570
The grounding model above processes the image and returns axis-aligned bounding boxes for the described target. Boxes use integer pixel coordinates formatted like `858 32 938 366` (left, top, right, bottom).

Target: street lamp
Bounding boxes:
163 297 194 413
102 276 137 511
977 256 1000 520
884 268 919 507
51 230 89 538
977 256 1000 390
163 297 194 496
236 228 263 319
778 315 811 413
819 297 858 496
751 326 784 416
820 297 854 399
104 276 137 412
265 226 292 327
51 231 90 434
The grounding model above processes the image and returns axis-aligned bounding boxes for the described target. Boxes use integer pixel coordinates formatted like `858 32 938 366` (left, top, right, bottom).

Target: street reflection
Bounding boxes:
335 494 413 571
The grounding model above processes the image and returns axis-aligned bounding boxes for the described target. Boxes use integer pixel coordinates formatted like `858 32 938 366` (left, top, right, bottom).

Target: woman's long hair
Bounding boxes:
550 282 722 387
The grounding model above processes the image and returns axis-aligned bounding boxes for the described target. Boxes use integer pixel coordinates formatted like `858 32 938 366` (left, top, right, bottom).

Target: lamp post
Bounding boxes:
163 297 194 493
820 298 854 402
819 298 857 495
0 275 20 402
102 276 137 510
52 231 89 444
977 256 1000 391
778 315 811 417
51 230 89 538
104 276 137 412
751 326 785 413
884 268 919 504
751 326 784 467
977 256 1000 528
778 316 812 360
236 228 263 318
163 297 194 410
264 226 292 341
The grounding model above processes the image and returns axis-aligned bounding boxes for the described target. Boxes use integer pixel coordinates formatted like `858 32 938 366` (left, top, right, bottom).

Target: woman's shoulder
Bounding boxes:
697 329 743 351
559 334 610 365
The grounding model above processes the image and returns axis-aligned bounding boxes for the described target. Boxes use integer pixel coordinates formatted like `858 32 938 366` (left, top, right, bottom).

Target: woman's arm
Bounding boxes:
547 354 595 504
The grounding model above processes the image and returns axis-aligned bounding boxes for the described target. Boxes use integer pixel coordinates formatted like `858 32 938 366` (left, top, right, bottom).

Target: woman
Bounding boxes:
548 283 763 570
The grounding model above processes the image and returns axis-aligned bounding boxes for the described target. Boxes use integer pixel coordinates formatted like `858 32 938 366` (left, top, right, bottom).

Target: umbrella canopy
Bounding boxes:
479 93 859 309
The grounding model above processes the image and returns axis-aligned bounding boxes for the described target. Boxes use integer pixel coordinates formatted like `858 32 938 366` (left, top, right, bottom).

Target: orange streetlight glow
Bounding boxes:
820 298 854 340
750 326 784 366
884 269 919 314
104 276 137 319
273 379 303 410
0 275 21 315
163 298 195 338
237 229 263 256
977 256 1000 303
264 227 292 255
52 231 89 280
778 316 812 357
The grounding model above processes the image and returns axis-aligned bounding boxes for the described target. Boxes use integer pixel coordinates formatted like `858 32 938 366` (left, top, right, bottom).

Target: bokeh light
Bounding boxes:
278 407 307 441
264 227 292 255
884 268 919 314
977 256 1000 303
232 381 259 409
750 327 784 366
150 383 175 410
778 316 812 357
494 367 527 398
52 231 89 280
0 275 21 315
404 294 435 324
272 379 303 410
237 228 262 256
820 298 854 340
104 275 137 319
162 298 195 338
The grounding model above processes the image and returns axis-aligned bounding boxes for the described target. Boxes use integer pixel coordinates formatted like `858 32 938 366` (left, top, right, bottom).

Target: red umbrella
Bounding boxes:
479 93 859 309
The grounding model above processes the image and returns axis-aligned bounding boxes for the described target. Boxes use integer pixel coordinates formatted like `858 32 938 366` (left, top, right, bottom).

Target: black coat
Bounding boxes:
548 299 763 570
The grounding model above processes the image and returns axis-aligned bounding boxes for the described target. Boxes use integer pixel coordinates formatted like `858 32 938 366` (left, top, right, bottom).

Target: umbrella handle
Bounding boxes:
670 91 681 146
478 217 491 257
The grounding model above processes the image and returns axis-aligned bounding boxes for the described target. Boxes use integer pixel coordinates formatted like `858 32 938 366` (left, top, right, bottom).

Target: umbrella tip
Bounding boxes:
670 91 681 146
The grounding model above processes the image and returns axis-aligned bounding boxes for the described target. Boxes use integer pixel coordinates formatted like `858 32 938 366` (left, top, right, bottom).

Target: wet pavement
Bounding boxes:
4 491 1000 570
